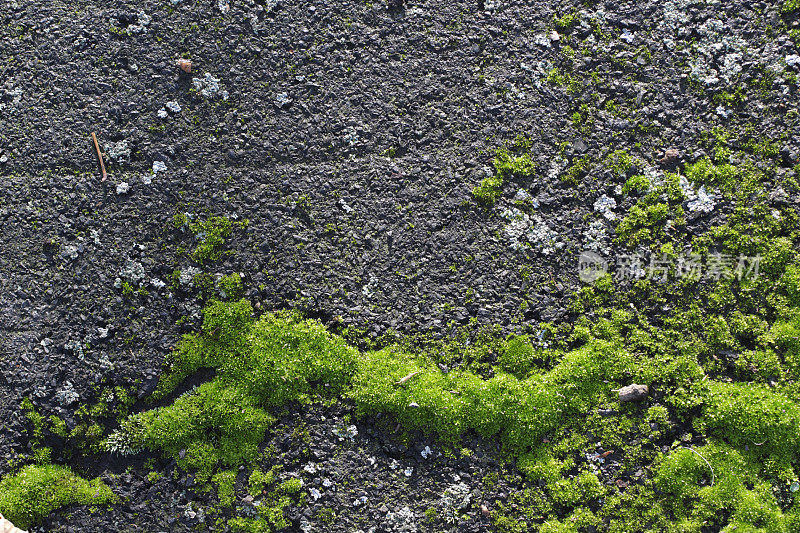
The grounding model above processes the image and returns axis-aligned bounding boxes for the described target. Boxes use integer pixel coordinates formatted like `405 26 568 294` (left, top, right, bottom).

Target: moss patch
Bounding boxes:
0 464 116 529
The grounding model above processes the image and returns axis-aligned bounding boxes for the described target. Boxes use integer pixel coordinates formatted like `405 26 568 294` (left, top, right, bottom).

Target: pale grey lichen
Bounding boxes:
332 424 358 441
55 381 79 407
620 29 635 44
384 506 417 533
179 267 201 287
361 275 379 298
119 259 146 286
275 92 292 108
128 11 151 34
438 482 472 524
193 72 229 100
686 18 747 86
593 194 617 221
105 140 130 164
501 207 560 254
61 244 79 262
64 339 85 361
680 176 717 214
583 220 612 257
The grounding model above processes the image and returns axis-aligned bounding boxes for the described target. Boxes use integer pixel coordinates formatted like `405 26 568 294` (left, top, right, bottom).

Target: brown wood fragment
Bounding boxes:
90 131 107 181
395 370 421 386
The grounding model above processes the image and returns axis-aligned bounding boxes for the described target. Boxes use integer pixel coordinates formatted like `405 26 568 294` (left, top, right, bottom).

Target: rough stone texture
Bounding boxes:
618 384 650 402
0 0 798 530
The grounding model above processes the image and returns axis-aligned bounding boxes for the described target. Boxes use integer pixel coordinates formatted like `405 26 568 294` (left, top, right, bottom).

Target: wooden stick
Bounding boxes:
395 370 421 386
91 131 107 181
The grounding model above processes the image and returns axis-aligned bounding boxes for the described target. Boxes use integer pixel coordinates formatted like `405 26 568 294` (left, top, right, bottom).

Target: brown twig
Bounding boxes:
91 131 107 181
395 370 421 386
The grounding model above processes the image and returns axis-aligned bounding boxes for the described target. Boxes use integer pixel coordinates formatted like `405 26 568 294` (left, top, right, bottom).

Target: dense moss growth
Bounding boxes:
0 464 116 529
109 282 800 530
105 145 800 531
472 137 537 205
115 300 358 482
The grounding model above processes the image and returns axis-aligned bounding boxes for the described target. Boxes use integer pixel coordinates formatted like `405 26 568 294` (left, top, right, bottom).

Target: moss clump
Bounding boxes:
621 173 650 195
190 216 233 264
553 10 578 31
174 213 248 265
115 300 357 481
703 382 800 463
561 155 593 185
654 442 799 530
472 143 537 206
497 334 539 378
615 172 685 247
782 0 800 14
351 338 637 450
0 464 116 529
219 272 244 300
472 173 504 205
115 181 800 533
213 469 237 508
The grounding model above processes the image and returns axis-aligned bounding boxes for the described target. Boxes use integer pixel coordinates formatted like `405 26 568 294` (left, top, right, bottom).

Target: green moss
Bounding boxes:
191 216 233 264
0 464 116 529
350 338 637 450
249 467 277 497
473 144 537 206
654 442 795 530
498 335 539 378
602 149 636 178
113 300 358 478
228 471 299 532
213 469 237 508
622 174 650 195
472 174 504 205
616 172 685 247
220 272 244 300
493 148 536 178
553 10 578 31
175 213 248 265
561 156 593 185
703 383 800 463
111 149 800 533
782 0 800 15
546 68 581 93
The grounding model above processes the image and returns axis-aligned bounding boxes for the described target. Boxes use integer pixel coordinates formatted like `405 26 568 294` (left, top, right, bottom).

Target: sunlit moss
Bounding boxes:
0 464 116 529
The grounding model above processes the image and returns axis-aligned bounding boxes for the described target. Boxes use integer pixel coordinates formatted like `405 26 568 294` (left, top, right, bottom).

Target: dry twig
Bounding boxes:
90 131 107 181
395 370 421 386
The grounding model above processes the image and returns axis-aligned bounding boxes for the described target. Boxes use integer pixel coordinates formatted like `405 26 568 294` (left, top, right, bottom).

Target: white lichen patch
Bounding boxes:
680 176 717 214
501 207 560 254
193 72 229 100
